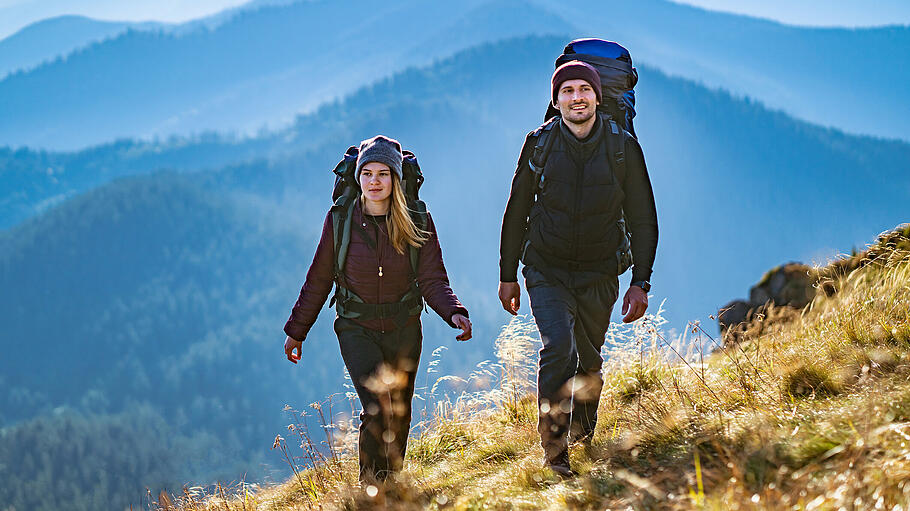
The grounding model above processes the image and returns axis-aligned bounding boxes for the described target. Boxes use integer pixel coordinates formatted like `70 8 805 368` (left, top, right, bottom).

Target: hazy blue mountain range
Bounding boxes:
2 0 907 150
0 0 271 40
2 35 909 509
0 133 279 229
0 0 303 80
0 172 321 509
0 0 532 149
0 15 157 80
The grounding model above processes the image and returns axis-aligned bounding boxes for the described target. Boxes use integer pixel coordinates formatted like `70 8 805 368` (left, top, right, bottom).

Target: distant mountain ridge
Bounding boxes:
0 16 161 80
0 0 303 80
1 0 907 150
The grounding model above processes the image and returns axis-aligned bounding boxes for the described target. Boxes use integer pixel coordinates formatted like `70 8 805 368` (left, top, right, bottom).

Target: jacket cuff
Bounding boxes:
630 267 652 287
447 307 469 328
284 322 307 343
499 267 519 283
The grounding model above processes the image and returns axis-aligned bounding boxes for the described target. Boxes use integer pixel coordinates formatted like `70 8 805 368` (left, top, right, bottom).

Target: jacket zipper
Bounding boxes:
573 157 583 264
371 216 385 333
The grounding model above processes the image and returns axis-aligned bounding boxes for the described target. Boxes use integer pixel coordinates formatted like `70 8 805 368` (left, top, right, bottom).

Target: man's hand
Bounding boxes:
452 314 473 341
621 286 649 323
284 335 302 363
498 281 521 315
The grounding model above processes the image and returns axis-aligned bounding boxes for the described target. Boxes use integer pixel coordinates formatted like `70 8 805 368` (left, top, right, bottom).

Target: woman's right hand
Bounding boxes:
284 336 302 364
452 314 472 341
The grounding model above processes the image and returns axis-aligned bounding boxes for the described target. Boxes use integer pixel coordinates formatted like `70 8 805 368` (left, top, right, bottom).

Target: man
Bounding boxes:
498 60 658 476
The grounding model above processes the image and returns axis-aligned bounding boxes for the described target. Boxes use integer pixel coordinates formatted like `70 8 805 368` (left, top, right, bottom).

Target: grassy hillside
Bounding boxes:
169 224 910 509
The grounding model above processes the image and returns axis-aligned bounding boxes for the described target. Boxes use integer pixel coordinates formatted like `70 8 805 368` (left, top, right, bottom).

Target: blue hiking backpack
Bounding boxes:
543 38 638 138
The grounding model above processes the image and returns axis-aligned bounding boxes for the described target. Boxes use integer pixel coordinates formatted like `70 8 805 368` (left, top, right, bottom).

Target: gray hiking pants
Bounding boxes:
523 265 619 464
335 317 421 482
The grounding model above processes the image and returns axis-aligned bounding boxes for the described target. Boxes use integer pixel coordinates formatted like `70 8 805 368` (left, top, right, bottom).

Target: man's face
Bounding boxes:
555 79 598 125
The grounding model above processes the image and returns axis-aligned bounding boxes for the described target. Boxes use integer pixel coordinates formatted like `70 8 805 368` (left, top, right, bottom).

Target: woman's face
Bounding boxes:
359 162 393 204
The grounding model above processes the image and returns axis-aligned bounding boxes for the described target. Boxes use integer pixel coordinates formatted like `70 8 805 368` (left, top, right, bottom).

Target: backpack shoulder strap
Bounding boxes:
407 199 428 278
331 195 357 282
524 116 560 192
529 117 560 174
604 116 627 181
602 114 635 275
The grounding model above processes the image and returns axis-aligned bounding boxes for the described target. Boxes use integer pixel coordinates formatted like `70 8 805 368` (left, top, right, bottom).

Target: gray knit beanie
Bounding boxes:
355 135 403 181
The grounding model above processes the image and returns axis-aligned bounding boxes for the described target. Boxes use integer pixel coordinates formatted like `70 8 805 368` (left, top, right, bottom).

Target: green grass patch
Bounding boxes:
887 388 910 421
408 421 475 465
791 434 842 466
583 466 626 498
616 367 663 405
497 395 538 426
470 440 522 465
782 364 841 398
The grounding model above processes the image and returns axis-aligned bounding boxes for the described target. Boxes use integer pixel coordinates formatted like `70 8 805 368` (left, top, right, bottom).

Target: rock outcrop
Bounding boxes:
718 262 814 344
717 223 910 345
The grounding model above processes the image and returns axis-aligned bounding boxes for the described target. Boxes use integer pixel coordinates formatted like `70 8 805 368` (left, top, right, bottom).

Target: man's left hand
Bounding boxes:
621 286 649 323
452 314 472 341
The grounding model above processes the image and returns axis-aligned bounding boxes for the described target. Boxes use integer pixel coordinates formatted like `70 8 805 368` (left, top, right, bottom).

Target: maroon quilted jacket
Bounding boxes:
284 201 469 340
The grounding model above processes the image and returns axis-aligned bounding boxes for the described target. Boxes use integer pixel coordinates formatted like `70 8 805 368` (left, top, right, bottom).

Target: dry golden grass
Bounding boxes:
166 225 910 510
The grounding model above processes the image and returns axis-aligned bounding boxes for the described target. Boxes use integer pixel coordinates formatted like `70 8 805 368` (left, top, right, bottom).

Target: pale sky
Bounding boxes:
2 0 909 41
0 0 253 39
671 0 910 27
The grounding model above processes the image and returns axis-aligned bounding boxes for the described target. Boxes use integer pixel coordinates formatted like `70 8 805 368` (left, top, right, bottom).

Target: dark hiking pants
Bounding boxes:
335 316 421 482
523 265 619 465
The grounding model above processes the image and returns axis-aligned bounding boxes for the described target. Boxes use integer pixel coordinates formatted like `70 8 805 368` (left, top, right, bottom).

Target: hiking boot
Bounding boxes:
544 447 575 479
547 461 576 479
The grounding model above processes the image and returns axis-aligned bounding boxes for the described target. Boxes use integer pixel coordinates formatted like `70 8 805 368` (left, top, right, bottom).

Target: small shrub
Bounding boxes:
792 434 842 467
407 422 474 465
584 466 625 498
471 441 521 465
782 364 840 398
497 394 537 426
617 368 662 405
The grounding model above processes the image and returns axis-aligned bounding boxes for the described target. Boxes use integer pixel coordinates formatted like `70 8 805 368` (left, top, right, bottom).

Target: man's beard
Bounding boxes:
563 104 596 125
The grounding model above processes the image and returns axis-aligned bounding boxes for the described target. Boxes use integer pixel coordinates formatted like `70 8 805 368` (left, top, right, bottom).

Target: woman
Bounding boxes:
283 135 471 482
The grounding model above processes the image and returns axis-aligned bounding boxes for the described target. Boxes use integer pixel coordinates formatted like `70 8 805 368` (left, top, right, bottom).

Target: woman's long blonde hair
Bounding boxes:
364 173 429 255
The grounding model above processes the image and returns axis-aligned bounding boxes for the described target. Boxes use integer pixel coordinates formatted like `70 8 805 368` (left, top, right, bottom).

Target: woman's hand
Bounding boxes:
284 335 302 363
452 314 472 341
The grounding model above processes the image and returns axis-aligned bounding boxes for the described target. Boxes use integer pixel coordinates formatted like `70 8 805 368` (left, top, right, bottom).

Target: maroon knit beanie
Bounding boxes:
551 60 602 105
